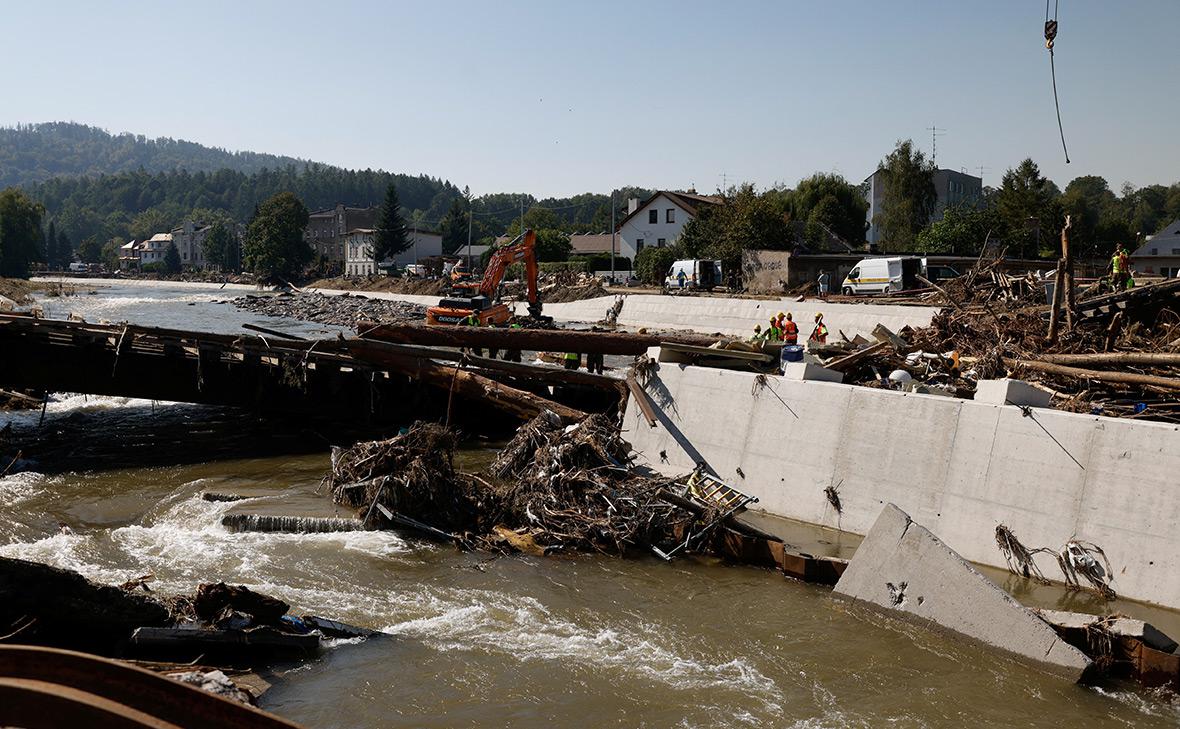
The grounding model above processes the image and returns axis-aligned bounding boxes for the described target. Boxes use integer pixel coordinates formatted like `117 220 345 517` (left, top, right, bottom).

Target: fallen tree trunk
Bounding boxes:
357 321 719 355
346 339 625 393
1036 352 1180 368
374 352 587 422
1006 358 1180 392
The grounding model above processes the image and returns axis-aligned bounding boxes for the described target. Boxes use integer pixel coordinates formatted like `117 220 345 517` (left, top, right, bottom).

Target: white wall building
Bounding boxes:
863 168 982 246
172 220 212 270
344 228 443 275
615 191 721 259
139 233 173 265
1131 219 1180 278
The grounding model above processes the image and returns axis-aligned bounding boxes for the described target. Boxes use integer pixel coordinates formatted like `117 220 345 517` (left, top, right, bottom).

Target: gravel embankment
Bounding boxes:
233 292 426 327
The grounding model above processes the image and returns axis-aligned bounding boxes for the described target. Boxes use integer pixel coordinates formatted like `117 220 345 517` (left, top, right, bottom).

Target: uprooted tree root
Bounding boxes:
994 524 1116 599
326 415 696 556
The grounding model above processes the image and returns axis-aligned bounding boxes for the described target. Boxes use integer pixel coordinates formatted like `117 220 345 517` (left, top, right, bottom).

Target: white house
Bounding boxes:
344 228 444 275
615 191 721 259
1131 219 1180 278
139 233 173 265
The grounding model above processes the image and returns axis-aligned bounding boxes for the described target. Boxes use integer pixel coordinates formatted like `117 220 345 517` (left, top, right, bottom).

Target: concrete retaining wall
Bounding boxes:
521 294 937 340
625 358 1180 610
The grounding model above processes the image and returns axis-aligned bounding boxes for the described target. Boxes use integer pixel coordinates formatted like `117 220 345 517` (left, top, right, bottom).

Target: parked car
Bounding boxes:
68 262 88 273
664 259 723 291
925 264 961 282
840 256 922 295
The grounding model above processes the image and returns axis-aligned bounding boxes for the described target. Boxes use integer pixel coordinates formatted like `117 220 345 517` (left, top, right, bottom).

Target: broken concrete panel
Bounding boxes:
1038 609 1179 654
974 378 1053 408
780 361 843 383
834 504 1091 681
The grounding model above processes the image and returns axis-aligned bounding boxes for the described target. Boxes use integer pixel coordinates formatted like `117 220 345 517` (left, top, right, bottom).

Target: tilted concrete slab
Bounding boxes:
834 504 1091 681
974 378 1053 408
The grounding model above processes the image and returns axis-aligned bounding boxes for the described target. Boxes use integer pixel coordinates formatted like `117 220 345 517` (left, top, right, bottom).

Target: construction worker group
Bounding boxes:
753 311 827 345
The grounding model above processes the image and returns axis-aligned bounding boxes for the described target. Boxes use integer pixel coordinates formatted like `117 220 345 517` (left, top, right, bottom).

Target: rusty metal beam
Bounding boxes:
0 645 303 728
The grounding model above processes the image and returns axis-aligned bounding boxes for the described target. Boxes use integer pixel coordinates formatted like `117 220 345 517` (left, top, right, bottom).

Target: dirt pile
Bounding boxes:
305 276 448 296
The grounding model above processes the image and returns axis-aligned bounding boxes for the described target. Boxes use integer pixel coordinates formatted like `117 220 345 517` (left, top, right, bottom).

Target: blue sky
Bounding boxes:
3 1 1178 197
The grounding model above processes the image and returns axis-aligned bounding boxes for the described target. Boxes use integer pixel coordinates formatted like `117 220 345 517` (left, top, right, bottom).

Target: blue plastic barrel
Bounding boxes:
781 345 804 364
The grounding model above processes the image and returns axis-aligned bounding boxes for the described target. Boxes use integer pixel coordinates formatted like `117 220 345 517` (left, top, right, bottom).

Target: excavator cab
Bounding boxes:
426 230 544 326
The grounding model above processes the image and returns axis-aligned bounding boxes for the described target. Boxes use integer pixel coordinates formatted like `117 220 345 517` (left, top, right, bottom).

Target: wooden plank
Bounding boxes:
626 375 658 427
824 341 890 372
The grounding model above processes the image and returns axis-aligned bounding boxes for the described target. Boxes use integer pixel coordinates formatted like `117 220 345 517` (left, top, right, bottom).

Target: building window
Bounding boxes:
657 238 666 247
1152 248 1158 255
648 209 658 224
666 209 675 223
636 238 645 252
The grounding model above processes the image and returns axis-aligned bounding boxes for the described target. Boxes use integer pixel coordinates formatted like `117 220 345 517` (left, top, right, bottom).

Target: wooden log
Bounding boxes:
345 339 625 393
915 275 964 312
371 351 587 422
357 321 719 355
1047 259 1066 343
1006 358 1180 392
824 341 890 372
626 375 658 427
1036 351 1180 368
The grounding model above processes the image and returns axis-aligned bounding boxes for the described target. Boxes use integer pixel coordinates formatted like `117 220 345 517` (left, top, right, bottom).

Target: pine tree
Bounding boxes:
373 183 409 263
163 242 182 274
46 221 58 269
440 198 468 254
57 230 72 265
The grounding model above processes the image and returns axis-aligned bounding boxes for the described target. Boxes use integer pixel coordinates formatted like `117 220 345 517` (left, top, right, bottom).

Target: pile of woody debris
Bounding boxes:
324 415 771 557
807 253 1180 422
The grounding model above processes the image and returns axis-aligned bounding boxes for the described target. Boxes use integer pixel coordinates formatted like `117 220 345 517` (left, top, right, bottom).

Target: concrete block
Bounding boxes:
1038 609 1179 654
834 504 1091 681
974 378 1053 408
780 361 843 383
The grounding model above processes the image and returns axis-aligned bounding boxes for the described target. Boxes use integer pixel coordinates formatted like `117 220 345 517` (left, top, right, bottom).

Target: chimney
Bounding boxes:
627 198 641 215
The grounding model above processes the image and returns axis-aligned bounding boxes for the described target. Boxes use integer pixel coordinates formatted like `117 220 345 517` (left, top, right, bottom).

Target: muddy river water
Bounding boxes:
2 281 1179 728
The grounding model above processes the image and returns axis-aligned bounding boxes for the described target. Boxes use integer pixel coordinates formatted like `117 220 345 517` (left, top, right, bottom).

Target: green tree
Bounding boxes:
1060 176 1118 259
100 238 122 270
77 235 105 263
202 221 237 271
0 187 47 278
634 245 679 285
784 173 869 245
57 230 72 265
874 140 936 250
163 242 182 274
440 197 468 254
995 158 1062 257
677 184 793 278
243 192 311 282
535 228 572 262
373 183 409 262
915 204 1001 255
45 220 57 270
130 209 174 240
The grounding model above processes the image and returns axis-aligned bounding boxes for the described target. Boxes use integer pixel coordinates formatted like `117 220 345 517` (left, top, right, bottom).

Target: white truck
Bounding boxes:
840 256 922 295
664 259 723 291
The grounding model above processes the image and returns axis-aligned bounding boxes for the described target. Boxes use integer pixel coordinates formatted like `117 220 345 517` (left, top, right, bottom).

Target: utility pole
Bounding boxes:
520 196 525 239
610 190 616 282
465 190 472 267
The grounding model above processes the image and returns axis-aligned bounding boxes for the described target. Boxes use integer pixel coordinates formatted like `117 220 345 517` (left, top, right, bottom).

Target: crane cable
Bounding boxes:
1045 0 1070 163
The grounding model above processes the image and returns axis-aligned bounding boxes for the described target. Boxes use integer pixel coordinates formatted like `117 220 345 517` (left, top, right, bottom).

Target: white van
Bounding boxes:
664 259 723 291
68 262 88 273
841 256 921 295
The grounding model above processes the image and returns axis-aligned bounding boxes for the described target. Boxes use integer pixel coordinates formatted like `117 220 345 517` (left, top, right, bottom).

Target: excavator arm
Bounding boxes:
425 229 543 325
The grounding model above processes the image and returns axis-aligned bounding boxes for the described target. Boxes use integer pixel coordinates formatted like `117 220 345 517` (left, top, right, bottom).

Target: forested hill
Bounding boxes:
0 122 313 187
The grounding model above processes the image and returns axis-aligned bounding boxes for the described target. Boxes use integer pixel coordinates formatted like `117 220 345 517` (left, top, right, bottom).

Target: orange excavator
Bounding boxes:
426 229 544 325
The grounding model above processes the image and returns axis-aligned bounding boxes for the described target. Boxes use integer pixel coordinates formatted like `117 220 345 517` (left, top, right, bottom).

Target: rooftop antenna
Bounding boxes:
927 125 946 167
975 165 991 185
